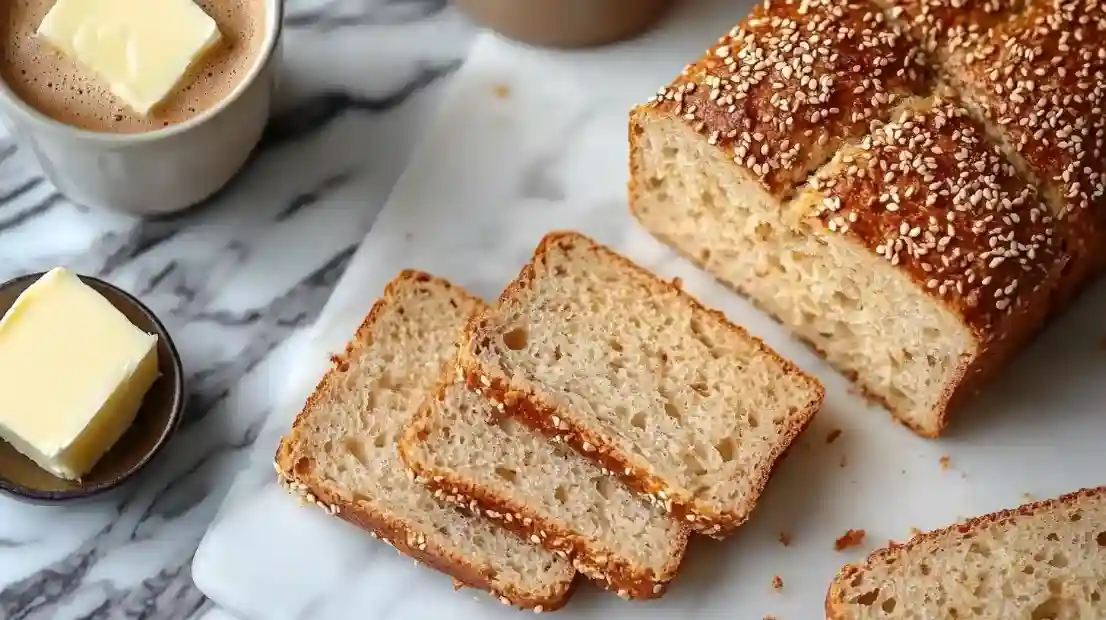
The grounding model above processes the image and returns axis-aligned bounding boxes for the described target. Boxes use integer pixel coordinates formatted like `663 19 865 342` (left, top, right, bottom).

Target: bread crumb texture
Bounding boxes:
828 487 1106 619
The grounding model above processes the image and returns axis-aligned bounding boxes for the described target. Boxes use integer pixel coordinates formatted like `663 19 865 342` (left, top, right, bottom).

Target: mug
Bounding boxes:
0 0 285 217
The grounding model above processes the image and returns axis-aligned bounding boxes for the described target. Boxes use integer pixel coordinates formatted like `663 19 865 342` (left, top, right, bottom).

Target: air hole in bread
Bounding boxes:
609 339 624 353
919 563 931 576
1047 578 1062 595
664 401 682 422
754 221 773 242
503 327 529 351
1070 511 1083 522
714 437 737 463
1048 552 1069 568
1023 565 1036 575
881 597 897 613
553 265 567 276
968 542 990 557
1030 596 1061 620
1046 532 1060 542
700 189 716 209
748 413 760 428
691 381 709 397
553 345 562 361
681 451 708 477
343 438 372 469
699 248 712 263
853 589 880 606
630 411 646 429
495 466 518 484
594 476 615 501
1096 531 1106 546
850 572 864 587
554 485 568 504
689 317 721 358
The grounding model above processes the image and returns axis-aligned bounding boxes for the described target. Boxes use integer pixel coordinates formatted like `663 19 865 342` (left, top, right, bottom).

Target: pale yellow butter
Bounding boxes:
0 268 159 480
37 0 222 116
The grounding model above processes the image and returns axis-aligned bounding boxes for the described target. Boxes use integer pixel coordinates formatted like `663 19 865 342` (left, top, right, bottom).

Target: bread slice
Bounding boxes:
826 486 1106 619
944 0 1106 310
457 231 824 538
401 377 690 599
633 84 1067 436
274 271 576 612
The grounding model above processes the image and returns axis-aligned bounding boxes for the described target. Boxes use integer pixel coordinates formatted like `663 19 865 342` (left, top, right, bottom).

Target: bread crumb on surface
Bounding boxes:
839 454 848 468
778 531 792 547
939 455 952 470
909 526 923 538
671 276 683 289
772 575 784 591
826 429 842 444
492 83 510 99
834 529 866 551
1023 492 1036 501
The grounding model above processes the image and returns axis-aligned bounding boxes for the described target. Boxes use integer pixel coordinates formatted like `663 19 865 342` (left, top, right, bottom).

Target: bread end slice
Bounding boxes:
459 231 824 538
401 375 690 599
275 270 576 612
826 486 1106 619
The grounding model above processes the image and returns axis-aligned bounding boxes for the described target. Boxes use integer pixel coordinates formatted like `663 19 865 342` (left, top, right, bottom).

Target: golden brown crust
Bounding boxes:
825 485 1106 617
400 377 690 600
273 270 576 612
806 96 1065 338
877 0 1026 60
461 231 825 538
950 0 1106 296
400 389 688 600
642 0 929 199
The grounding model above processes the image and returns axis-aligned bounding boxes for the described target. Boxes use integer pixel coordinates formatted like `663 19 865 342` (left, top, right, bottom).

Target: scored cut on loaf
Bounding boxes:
457 231 825 538
784 94 1064 435
401 377 690 600
629 0 1071 437
944 0 1106 308
274 271 576 612
826 486 1106 619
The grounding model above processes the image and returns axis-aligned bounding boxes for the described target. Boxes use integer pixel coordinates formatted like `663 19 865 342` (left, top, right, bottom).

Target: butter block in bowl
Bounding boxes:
0 268 184 502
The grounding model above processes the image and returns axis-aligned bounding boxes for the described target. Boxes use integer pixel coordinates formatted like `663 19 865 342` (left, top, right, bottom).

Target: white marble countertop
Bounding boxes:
0 2 476 618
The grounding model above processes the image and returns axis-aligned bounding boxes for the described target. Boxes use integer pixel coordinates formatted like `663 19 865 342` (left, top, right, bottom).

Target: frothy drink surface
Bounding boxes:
0 0 266 134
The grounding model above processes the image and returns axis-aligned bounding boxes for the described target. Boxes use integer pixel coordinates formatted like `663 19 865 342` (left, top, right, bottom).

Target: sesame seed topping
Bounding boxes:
809 98 1062 327
647 0 927 196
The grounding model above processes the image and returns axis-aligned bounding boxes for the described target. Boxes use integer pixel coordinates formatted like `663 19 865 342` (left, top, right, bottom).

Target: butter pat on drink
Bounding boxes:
0 268 159 480
37 0 223 116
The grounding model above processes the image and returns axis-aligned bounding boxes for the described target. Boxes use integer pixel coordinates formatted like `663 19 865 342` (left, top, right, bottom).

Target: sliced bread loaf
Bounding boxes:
401 377 690 599
457 231 825 538
274 271 576 612
827 486 1106 619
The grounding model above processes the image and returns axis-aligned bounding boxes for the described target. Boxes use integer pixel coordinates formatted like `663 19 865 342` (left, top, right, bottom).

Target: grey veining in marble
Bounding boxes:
0 2 476 618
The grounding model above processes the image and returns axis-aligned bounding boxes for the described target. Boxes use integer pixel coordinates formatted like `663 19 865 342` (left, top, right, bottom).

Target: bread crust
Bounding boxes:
460 231 825 538
399 383 690 600
274 270 576 612
825 485 1106 618
641 0 929 199
948 0 1106 305
876 0 1026 61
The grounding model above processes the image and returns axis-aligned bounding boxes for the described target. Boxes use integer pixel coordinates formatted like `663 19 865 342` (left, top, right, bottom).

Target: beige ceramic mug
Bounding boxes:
0 0 284 217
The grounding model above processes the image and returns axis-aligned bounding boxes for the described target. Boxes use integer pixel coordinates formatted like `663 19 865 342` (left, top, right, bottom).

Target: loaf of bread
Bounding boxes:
457 231 824 538
629 0 1102 436
826 486 1106 618
274 271 576 611
401 377 690 599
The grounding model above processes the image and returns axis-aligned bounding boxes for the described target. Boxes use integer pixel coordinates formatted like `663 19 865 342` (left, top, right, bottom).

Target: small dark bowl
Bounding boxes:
0 272 185 504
